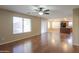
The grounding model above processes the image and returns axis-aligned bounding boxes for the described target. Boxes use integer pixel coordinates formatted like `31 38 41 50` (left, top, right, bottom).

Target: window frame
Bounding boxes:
13 16 32 34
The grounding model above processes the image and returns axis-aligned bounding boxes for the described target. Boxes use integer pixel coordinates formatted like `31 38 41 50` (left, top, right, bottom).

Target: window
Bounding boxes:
23 18 31 32
52 21 60 28
13 17 23 34
48 21 50 29
13 16 31 34
68 21 72 27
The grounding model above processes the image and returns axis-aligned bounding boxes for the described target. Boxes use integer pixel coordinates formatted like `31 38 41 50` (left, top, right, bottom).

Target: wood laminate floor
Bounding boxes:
0 30 79 53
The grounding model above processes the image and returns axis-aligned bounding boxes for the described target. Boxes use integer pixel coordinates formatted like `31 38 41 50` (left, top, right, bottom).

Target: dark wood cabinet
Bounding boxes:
60 28 72 34
60 21 72 34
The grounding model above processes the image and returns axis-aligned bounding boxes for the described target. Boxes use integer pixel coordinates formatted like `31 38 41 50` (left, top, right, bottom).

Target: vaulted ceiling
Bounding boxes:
0 5 79 19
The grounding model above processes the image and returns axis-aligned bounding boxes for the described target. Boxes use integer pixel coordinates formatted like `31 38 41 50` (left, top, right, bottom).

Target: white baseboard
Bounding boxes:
0 34 40 45
41 32 48 34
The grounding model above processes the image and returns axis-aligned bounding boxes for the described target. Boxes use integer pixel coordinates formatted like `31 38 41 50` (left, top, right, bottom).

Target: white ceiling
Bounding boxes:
0 5 79 19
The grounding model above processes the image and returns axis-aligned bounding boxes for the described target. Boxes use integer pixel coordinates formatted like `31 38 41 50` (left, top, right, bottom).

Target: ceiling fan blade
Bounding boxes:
44 13 50 14
44 9 50 12
34 8 43 12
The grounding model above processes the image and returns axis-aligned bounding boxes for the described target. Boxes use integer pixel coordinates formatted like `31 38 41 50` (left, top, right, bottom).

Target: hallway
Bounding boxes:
0 30 79 53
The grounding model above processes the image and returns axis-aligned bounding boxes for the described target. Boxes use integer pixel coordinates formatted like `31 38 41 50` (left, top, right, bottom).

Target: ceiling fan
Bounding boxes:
35 7 50 15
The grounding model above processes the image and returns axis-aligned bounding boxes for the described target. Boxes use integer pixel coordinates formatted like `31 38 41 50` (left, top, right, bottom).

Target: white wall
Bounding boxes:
0 10 41 45
41 18 48 34
73 8 79 46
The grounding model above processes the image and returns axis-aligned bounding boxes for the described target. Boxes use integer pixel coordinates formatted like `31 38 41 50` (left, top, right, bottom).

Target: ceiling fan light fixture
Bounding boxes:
39 11 43 15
